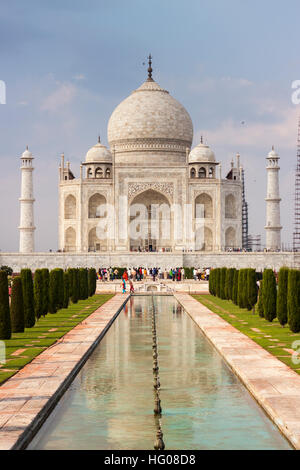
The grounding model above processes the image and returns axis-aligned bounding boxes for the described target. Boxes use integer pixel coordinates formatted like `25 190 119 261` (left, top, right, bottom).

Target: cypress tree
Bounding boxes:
88 268 97 297
49 269 58 314
56 269 64 309
237 269 245 308
215 269 221 298
209 269 215 295
0 270 11 339
21 269 35 328
287 269 300 333
232 269 239 305
219 268 227 300
257 279 264 317
41 268 49 316
262 269 277 322
34 269 44 320
67 268 73 299
247 269 258 312
79 268 89 300
225 268 235 300
63 271 70 309
11 276 24 333
71 268 79 304
276 267 289 327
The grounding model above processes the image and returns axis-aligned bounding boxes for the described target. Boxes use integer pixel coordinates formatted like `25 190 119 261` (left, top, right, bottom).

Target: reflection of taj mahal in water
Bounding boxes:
59 57 243 254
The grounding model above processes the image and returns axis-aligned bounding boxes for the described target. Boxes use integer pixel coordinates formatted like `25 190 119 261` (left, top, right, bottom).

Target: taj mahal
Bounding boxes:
59 57 243 254
2 56 295 272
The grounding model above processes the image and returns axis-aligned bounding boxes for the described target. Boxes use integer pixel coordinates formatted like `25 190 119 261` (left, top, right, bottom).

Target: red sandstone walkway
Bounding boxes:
0 294 129 450
174 293 300 450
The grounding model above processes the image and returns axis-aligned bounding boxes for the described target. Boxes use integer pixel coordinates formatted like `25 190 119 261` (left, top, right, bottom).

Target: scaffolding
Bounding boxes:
248 234 261 252
241 168 249 249
293 117 300 252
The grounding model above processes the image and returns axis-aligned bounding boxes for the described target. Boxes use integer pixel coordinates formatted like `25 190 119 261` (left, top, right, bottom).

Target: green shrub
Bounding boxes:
88 268 97 297
247 268 258 312
225 268 235 300
56 269 64 309
71 268 79 304
287 269 300 333
0 266 13 276
237 269 246 308
0 270 11 339
232 269 239 305
34 269 44 320
276 267 289 326
49 269 60 314
10 276 24 333
41 268 49 316
21 269 35 328
209 269 215 295
63 271 70 309
262 269 277 322
219 268 227 300
79 268 89 300
257 280 264 317
215 269 221 298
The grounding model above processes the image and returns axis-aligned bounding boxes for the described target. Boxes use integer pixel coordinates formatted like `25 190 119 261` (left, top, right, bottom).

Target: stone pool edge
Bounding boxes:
0 294 130 450
174 293 300 450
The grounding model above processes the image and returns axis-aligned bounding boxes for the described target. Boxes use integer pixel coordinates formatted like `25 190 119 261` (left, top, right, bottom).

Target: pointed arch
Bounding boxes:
88 193 107 219
225 194 237 219
64 195 76 219
65 227 76 252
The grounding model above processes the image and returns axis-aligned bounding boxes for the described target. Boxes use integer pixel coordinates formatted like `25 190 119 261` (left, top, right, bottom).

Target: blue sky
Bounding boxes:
0 0 299 250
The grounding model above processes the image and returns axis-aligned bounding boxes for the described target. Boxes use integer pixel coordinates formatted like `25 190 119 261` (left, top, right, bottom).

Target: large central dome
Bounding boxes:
107 78 193 154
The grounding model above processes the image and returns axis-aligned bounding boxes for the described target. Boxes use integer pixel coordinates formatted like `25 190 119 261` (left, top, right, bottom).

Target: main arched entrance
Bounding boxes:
129 189 172 252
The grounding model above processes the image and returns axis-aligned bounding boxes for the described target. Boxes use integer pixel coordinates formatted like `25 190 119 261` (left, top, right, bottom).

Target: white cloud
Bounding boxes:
197 106 298 150
41 82 77 112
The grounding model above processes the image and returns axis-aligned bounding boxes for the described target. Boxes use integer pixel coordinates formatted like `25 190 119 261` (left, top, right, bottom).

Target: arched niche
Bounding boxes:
129 189 171 252
225 226 236 248
195 193 213 219
88 193 107 219
65 227 76 252
225 194 237 219
64 195 76 219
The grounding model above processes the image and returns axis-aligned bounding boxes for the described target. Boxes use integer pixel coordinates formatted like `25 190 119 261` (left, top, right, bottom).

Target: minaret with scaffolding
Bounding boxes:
293 118 300 251
241 166 249 250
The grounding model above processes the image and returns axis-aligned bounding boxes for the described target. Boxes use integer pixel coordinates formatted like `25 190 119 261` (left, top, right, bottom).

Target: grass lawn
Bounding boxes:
193 294 300 375
0 294 113 385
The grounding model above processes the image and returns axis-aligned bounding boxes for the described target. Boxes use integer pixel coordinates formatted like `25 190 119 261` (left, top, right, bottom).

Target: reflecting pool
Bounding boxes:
28 295 291 450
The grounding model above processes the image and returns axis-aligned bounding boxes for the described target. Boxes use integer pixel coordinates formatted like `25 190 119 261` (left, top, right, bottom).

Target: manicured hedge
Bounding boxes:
287 269 300 333
247 268 258 312
0 270 11 339
34 269 44 320
11 276 24 333
41 268 49 316
88 268 97 297
21 269 35 328
276 267 289 327
262 269 277 322
63 271 70 309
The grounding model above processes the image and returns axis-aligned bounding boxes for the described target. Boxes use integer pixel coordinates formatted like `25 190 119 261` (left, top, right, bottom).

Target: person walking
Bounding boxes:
129 279 134 294
121 277 126 294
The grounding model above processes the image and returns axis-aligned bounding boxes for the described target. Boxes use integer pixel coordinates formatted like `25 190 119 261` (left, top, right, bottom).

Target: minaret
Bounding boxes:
265 147 282 251
19 146 35 253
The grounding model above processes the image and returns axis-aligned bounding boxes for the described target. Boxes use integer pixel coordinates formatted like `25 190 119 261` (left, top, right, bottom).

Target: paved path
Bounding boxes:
0 294 129 450
174 293 300 450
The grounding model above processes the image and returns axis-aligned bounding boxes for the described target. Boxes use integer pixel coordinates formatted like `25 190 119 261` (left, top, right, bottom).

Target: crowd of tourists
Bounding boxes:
97 267 211 282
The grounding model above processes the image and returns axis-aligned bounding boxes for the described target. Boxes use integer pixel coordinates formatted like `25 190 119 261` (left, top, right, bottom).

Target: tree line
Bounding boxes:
209 267 300 333
0 267 97 340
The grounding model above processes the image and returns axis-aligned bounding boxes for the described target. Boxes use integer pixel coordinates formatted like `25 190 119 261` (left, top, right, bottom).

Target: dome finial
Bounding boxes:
147 53 153 81
98 135 101 144
26 145 28 150
200 136 203 144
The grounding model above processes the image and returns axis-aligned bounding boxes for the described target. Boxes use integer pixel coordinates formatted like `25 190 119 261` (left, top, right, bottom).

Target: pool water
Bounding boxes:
28 295 291 450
